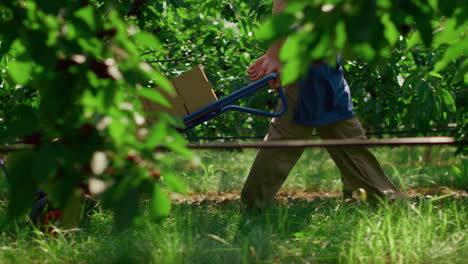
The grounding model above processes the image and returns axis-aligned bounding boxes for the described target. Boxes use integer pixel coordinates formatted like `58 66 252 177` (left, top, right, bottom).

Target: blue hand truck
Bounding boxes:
182 73 287 131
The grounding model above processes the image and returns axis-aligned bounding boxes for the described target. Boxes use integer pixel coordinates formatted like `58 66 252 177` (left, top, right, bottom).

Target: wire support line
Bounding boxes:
0 145 32 153
190 127 461 141
1 137 465 153
187 137 465 149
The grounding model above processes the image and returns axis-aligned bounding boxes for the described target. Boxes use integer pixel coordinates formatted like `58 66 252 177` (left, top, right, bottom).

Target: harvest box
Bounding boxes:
141 65 218 124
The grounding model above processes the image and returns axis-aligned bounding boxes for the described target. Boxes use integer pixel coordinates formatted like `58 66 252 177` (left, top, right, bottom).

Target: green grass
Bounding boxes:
0 147 467 263
0 198 466 263
169 146 467 194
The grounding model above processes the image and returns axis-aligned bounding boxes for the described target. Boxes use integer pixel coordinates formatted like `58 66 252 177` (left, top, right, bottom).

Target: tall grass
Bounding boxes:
1 198 465 263
165 146 467 194
0 147 466 263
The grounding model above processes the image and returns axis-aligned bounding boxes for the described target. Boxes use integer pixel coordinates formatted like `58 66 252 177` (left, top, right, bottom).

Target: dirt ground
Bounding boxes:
170 186 468 205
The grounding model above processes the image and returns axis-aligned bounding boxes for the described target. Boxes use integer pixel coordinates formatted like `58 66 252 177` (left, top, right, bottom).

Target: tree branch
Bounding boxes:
146 55 195 64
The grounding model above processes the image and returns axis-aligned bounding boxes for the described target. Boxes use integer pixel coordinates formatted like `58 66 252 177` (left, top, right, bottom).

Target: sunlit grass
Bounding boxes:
168 146 467 194
0 147 466 263
1 198 466 263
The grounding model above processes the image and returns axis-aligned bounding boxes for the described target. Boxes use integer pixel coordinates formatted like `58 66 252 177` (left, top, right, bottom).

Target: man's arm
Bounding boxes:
266 0 286 60
247 0 286 87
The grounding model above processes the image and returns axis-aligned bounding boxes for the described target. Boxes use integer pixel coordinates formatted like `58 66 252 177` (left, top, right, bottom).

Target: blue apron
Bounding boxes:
293 56 355 126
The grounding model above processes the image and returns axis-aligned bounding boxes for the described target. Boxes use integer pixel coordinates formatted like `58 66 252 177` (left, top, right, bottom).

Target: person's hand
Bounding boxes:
247 53 281 89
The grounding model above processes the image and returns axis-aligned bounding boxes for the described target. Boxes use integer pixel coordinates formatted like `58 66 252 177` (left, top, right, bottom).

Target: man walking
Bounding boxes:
240 0 403 211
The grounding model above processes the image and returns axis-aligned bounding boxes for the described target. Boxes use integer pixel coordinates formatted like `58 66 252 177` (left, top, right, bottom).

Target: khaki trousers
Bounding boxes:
240 82 402 210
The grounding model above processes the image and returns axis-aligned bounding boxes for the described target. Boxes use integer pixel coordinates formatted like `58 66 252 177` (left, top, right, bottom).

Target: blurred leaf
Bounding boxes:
114 186 139 230
75 5 97 30
256 13 296 44
6 150 36 220
353 43 375 61
406 31 422 49
280 31 308 61
381 14 399 46
429 71 443 79
138 88 170 107
335 21 347 49
281 57 303 86
163 171 187 194
134 32 161 50
439 88 456 112
434 40 468 72
150 184 171 221
4 105 39 138
150 70 173 93
32 144 59 183
8 60 33 84
147 121 167 148
166 132 191 159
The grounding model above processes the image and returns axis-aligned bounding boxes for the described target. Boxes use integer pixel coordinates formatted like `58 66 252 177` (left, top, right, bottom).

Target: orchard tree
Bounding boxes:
0 0 188 229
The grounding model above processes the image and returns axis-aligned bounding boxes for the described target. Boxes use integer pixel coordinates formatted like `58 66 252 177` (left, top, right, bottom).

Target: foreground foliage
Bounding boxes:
0 198 466 264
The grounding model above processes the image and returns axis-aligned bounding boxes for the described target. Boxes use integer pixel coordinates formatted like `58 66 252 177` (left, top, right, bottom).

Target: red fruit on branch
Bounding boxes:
89 60 113 79
399 24 411 37
97 28 117 39
23 132 42 147
150 169 161 180
126 153 137 162
84 164 93 174
80 123 95 137
55 59 78 72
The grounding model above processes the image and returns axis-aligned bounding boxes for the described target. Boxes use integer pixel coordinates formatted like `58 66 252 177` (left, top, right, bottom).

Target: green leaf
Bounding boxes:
381 14 399 46
163 172 187 194
0 5 14 22
280 31 309 61
75 5 97 30
147 121 167 148
440 88 456 112
134 32 161 50
4 105 39 138
439 0 457 16
8 61 33 84
406 31 422 49
32 144 59 183
150 70 173 94
429 71 443 79
352 43 376 61
310 33 331 60
335 21 347 49
114 187 140 230
451 165 462 176
173 0 188 8
256 13 296 43
150 184 171 221
138 88 170 107
6 150 36 220
281 57 303 86
166 132 191 158
434 40 468 72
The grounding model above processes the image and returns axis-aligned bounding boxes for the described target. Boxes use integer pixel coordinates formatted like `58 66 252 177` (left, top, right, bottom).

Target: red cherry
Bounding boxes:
80 123 95 137
23 132 42 147
97 28 117 39
150 170 161 180
126 154 137 162
89 60 112 79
